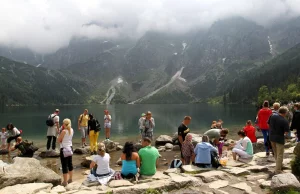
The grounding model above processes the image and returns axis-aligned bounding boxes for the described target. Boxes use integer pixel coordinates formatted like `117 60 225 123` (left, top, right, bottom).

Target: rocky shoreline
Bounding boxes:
1 133 300 194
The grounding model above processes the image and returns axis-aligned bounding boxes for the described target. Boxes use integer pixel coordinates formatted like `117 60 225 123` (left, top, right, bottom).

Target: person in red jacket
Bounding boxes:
257 101 273 156
243 120 257 143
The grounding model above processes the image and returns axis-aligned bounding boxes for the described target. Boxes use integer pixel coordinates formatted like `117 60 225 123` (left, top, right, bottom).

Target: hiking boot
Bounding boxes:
61 182 68 187
266 152 270 157
68 179 72 184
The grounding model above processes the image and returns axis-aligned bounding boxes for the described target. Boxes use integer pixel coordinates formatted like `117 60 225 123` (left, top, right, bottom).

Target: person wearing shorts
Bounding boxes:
78 109 89 148
0 128 8 149
6 123 21 150
138 113 146 139
104 110 112 141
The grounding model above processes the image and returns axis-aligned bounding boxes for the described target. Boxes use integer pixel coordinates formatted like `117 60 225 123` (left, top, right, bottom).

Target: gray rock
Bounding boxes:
116 145 123 151
66 181 82 191
259 180 271 189
104 141 117 153
52 185 66 193
134 143 142 151
246 174 269 181
165 143 174 150
38 150 60 158
163 168 181 175
156 135 173 145
74 147 90 154
108 180 134 188
231 182 253 193
245 165 268 173
172 145 180 151
253 139 265 154
168 173 200 187
271 173 300 192
222 167 250 176
0 183 52 194
182 165 213 174
208 180 229 189
158 147 166 152
0 157 60 189
195 170 227 183
82 180 100 187
81 156 92 168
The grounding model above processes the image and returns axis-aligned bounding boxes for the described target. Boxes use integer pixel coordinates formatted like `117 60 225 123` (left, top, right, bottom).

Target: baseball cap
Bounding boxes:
55 109 60 112
141 113 146 116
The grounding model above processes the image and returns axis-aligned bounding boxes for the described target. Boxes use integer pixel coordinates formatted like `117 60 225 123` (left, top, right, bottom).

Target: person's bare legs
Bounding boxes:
232 152 237 161
81 138 86 147
105 128 110 139
62 173 68 186
68 171 73 183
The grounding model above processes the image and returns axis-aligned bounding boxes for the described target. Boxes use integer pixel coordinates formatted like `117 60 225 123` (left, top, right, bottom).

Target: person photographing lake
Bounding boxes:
141 111 155 140
46 109 60 151
104 110 112 141
78 109 89 148
178 116 191 164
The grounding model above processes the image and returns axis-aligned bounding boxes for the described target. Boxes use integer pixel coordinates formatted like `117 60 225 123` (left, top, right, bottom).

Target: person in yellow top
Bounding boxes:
78 109 89 148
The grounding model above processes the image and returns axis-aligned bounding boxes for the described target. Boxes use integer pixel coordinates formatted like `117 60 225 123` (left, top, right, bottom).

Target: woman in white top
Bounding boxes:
6 123 21 150
104 110 112 141
90 143 113 177
58 118 74 186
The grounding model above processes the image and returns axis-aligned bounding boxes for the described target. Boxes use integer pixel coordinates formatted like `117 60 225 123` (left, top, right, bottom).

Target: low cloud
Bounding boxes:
0 0 300 54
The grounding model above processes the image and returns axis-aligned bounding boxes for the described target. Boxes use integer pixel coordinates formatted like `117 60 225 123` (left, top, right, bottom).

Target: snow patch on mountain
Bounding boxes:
268 36 275 56
173 53 178 55
182 42 187 50
71 87 80 95
36 64 41 67
117 77 123 83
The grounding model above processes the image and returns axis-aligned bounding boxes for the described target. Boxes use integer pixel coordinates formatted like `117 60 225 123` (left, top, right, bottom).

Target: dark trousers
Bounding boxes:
47 136 56 150
7 134 21 143
60 148 73 174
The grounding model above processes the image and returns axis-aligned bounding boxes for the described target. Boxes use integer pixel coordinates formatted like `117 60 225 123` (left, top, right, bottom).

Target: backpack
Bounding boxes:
211 151 221 168
46 114 56 127
23 140 39 154
170 159 183 168
95 120 101 132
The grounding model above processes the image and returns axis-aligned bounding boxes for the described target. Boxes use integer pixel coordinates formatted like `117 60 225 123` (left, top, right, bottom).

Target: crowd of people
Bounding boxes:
1 100 300 186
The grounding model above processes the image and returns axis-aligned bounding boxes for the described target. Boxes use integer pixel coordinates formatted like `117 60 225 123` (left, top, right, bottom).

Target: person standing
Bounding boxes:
58 118 74 186
88 114 100 154
138 113 146 139
291 103 300 142
268 106 290 174
141 111 155 140
138 137 159 176
78 109 89 148
181 133 195 165
46 109 60 151
0 127 8 149
257 101 272 156
104 110 112 141
178 116 191 163
243 120 257 143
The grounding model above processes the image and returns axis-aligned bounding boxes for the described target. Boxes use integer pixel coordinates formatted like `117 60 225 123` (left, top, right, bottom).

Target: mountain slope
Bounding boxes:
227 43 300 103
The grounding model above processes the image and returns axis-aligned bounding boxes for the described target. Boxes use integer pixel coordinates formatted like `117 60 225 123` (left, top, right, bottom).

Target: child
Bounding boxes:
181 133 195 164
211 121 217 129
0 128 8 149
243 120 257 143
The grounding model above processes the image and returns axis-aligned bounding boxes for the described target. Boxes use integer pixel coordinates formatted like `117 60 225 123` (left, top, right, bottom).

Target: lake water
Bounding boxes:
0 104 257 144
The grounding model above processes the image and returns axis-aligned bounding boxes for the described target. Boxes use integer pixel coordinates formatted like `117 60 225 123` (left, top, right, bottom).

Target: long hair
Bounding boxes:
98 143 106 156
6 123 14 130
123 142 135 160
63 119 71 135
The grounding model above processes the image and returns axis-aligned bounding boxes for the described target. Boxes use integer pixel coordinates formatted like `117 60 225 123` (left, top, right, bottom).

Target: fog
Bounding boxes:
0 0 300 54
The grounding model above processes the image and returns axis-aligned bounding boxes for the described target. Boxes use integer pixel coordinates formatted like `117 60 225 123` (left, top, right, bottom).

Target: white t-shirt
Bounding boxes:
0 132 8 139
11 128 20 136
47 114 59 136
93 153 110 175
104 115 111 124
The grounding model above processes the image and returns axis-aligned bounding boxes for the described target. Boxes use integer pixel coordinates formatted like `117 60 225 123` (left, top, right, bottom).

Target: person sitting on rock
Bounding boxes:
243 120 257 143
138 137 159 176
121 142 140 179
90 143 114 177
10 137 34 158
231 130 253 161
194 135 218 168
181 133 195 165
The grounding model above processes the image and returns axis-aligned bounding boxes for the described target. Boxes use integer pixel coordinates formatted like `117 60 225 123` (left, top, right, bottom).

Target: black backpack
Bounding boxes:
95 120 101 132
211 151 221 168
46 114 56 127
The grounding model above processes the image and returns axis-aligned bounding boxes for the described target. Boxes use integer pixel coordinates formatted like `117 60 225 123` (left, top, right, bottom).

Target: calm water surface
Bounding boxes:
0 104 257 144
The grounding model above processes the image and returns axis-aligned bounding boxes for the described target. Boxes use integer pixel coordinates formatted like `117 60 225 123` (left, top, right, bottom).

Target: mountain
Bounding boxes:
1 16 300 105
0 56 91 105
227 43 300 104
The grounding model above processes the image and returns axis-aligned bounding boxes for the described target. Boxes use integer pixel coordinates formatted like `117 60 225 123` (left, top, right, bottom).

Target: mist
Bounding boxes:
1 0 300 54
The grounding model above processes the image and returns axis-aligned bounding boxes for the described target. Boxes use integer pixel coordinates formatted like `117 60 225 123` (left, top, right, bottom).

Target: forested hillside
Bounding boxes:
227 43 300 104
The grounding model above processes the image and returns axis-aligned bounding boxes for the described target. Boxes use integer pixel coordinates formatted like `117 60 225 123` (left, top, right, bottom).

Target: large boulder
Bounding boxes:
165 143 174 150
74 146 90 154
0 183 53 194
81 156 92 168
190 133 202 147
271 173 300 192
38 150 60 158
0 158 60 189
253 138 265 153
0 149 9 155
104 141 117 153
155 135 173 146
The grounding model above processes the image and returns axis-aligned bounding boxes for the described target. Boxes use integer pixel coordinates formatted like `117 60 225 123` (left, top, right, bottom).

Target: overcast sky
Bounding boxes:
0 0 300 54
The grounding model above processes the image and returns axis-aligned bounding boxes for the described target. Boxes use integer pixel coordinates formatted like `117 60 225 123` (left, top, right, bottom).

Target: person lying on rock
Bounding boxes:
194 135 218 168
121 142 140 179
138 137 159 176
231 130 253 161
10 137 34 158
90 143 114 177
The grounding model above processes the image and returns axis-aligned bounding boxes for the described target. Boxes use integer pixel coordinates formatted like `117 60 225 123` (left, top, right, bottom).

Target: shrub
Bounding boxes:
291 156 300 177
